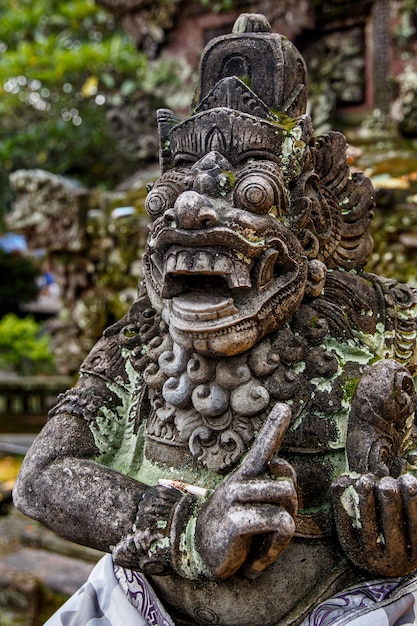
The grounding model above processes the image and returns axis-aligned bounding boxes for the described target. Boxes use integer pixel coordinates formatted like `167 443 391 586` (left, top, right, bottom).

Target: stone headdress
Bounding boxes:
155 13 375 272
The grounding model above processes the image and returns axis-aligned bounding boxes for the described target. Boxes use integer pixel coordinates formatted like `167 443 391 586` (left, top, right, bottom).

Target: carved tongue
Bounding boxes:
172 293 238 321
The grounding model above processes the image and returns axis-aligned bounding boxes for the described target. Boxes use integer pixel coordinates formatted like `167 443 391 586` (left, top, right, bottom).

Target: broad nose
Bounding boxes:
165 191 219 230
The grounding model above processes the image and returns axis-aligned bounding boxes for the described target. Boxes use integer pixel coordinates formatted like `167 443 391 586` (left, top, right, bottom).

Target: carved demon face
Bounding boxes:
143 151 308 356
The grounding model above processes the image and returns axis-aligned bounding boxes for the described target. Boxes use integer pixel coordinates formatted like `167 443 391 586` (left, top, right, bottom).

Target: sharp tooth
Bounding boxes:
166 254 177 274
225 261 252 289
176 250 193 272
225 274 250 289
256 250 280 287
193 250 212 272
151 253 163 276
212 253 231 274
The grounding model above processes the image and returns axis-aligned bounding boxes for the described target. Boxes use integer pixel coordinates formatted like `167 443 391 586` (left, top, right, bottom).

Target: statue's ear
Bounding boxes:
289 170 343 266
313 132 375 271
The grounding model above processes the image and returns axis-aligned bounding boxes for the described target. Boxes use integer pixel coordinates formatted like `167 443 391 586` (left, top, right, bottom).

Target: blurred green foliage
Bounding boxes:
200 0 235 11
0 313 55 374
396 0 417 45
0 0 183 224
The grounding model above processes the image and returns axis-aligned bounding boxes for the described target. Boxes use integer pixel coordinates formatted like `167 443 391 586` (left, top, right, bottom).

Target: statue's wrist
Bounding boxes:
112 485 208 578
171 503 213 579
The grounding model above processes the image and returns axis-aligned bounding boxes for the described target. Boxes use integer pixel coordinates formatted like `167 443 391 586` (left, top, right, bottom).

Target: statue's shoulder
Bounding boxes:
49 293 162 426
79 293 163 386
314 269 417 371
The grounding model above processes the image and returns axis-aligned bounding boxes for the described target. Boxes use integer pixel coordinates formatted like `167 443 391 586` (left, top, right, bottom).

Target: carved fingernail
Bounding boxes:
332 475 352 494
400 474 417 497
356 474 374 496
379 477 397 499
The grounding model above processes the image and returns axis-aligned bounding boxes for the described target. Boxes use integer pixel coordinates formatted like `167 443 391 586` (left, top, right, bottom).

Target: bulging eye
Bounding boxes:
233 175 275 214
145 169 193 219
145 184 178 219
233 161 289 216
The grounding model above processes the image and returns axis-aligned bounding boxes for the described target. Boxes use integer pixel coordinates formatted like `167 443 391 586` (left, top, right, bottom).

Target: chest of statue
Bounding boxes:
140 304 363 522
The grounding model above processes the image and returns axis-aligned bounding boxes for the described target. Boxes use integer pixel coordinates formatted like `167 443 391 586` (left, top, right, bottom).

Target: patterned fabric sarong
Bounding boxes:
301 576 417 626
114 563 174 626
45 554 417 626
44 554 174 626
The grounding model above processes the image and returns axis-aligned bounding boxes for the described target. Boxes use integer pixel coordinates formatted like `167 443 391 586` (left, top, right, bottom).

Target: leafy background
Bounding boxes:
0 0 186 224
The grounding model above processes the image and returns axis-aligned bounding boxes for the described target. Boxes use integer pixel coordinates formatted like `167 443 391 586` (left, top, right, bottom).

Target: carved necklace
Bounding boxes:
143 303 341 473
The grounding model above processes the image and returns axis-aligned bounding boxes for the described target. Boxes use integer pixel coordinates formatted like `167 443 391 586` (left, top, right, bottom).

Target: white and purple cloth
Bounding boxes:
45 554 417 626
301 576 417 626
44 555 174 626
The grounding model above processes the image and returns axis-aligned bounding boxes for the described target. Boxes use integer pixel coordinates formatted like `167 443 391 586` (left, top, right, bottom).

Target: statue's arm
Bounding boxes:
14 396 298 581
13 411 148 551
13 393 195 576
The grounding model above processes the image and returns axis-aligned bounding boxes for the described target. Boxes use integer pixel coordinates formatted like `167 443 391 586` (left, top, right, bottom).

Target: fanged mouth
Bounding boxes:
153 246 253 295
149 241 296 324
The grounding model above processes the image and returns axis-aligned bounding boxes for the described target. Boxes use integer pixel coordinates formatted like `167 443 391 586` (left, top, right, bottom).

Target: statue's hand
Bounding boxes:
196 403 297 580
333 472 417 576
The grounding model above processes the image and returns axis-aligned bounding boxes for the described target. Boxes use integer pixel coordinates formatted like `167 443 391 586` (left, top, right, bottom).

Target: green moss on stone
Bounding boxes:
343 377 360 403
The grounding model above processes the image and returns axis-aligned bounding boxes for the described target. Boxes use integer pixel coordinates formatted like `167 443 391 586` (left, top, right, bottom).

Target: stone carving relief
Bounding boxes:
7 169 150 374
14 13 417 626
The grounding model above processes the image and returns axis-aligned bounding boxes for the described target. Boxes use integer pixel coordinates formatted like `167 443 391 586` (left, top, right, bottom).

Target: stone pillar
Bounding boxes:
372 0 392 116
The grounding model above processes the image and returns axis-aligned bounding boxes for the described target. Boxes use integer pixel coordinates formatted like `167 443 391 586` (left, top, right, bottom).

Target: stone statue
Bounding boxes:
13 13 417 626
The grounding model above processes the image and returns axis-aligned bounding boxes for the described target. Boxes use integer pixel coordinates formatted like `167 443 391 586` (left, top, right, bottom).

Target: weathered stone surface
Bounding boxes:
13 13 417 626
7 169 154 375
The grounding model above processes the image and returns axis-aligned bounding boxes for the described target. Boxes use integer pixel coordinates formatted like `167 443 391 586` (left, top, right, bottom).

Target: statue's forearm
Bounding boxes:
13 414 149 553
14 413 199 575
